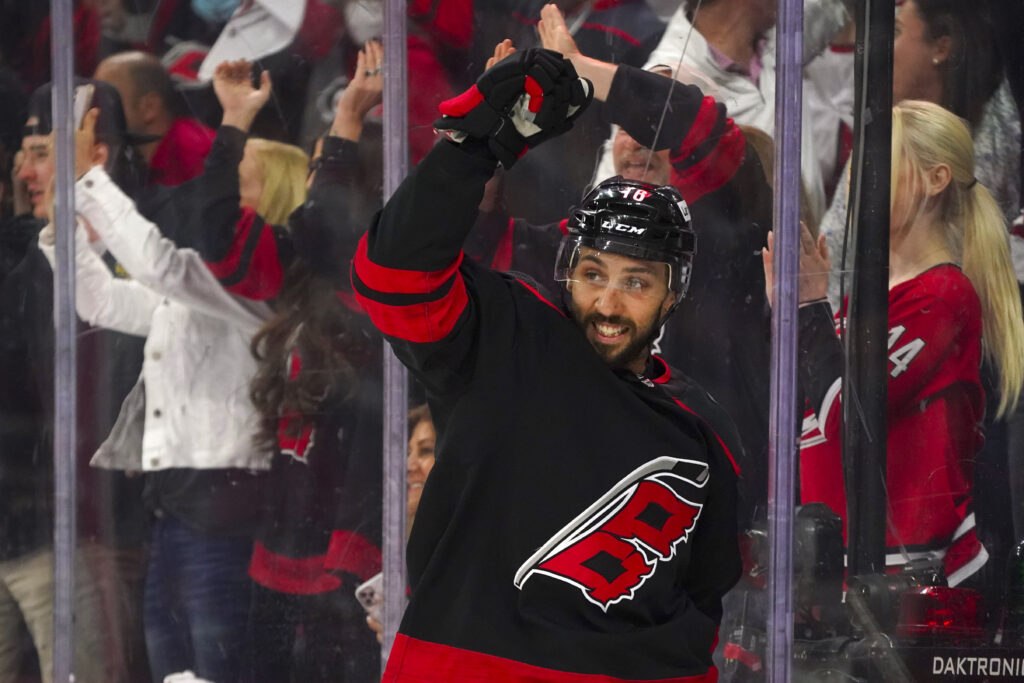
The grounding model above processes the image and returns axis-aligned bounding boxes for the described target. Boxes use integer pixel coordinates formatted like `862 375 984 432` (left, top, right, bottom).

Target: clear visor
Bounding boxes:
554 236 691 303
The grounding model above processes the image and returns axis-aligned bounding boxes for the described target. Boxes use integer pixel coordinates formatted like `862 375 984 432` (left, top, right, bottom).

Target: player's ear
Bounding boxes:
659 293 673 319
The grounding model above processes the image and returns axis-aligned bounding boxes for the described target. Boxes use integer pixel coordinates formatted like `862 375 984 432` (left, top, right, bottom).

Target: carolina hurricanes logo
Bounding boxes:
514 457 708 611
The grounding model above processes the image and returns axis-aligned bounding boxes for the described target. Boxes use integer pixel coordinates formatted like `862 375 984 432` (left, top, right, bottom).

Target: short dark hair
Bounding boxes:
121 52 184 118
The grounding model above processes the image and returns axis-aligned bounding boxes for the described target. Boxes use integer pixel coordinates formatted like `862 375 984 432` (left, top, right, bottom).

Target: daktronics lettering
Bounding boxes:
514 457 707 611
932 656 1024 677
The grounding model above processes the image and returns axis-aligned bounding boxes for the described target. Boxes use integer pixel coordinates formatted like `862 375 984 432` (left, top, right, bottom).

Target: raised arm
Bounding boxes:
539 3 747 204
38 222 161 337
73 166 269 332
290 42 384 289
352 47 591 395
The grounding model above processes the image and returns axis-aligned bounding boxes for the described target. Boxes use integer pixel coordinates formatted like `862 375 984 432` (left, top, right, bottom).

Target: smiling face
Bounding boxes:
17 130 54 219
568 247 673 374
406 418 436 521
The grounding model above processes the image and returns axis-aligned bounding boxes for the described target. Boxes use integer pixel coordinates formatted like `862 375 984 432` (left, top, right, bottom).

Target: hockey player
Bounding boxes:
352 47 743 681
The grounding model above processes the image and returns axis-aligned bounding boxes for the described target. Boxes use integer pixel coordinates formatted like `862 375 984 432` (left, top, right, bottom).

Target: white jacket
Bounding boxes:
40 166 273 472
595 0 853 223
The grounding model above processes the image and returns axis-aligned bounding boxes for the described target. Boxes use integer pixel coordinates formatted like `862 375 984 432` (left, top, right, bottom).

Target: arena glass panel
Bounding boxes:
29 0 1024 681
20 1 390 681
782 1 1024 681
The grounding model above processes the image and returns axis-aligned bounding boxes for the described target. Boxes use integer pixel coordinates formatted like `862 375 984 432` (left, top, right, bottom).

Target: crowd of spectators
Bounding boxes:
0 1 1022 682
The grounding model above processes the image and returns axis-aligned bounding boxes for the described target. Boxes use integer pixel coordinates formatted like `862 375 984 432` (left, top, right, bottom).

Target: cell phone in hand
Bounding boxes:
73 84 94 130
355 571 384 623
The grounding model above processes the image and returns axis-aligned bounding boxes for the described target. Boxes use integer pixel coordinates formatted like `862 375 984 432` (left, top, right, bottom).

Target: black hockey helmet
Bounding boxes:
555 176 696 312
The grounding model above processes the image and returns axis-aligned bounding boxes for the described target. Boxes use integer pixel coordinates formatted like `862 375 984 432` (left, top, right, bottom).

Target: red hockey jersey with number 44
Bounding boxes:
799 264 986 586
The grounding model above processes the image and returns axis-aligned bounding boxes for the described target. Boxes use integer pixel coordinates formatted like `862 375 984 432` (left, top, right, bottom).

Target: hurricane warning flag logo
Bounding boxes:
514 457 708 611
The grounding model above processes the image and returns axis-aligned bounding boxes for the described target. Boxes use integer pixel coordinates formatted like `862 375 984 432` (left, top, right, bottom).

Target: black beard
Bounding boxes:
573 310 662 370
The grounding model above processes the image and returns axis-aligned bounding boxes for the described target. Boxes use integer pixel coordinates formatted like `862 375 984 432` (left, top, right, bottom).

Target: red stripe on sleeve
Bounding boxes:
248 542 343 595
671 125 746 204
354 275 469 343
205 208 284 300
354 234 465 295
672 97 721 162
324 530 382 582
205 208 258 280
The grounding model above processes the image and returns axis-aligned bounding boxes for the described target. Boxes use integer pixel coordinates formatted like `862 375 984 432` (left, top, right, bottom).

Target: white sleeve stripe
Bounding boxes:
951 512 976 542
816 378 843 435
948 544 989 587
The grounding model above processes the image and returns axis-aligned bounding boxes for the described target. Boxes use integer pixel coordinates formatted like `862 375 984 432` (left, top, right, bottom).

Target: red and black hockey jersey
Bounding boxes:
798 264 987 586
352 102 743 680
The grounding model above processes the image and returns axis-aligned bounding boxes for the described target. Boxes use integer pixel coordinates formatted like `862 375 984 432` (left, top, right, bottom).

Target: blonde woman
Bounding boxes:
238 138 309 226
764 100 1024 588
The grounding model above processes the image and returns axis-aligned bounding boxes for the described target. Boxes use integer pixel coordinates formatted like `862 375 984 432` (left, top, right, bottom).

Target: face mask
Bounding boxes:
191 0 241 24
343 1 383 45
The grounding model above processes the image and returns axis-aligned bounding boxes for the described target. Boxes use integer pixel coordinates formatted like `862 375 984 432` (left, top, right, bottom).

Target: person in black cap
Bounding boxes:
17 77 154 219
0 78 152 683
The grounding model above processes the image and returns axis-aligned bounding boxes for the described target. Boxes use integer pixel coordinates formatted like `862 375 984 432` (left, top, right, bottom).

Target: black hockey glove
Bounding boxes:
433 47 593 168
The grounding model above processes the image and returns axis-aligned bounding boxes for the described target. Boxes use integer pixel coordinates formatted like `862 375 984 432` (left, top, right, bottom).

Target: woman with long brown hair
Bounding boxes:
196 48 387 682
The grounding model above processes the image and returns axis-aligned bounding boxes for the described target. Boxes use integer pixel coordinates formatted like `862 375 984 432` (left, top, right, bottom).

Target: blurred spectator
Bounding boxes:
594 0 856 224
297 2 454 161
0 68 28 222
989 0 1024 551
477 0 667 224
405 403 436 532
0 0 101 92
156 54 386 682
365 402 437 644
149 0 346 144
37 97 275 681
0 79 154 683
803 17 856 203
815 3 1020 623
773 100 1024 591
823 0 1020 310
95 51 215 187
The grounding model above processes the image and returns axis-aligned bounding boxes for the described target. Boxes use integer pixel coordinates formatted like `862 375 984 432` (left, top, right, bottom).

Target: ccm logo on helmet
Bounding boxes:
601 217 647 236
514 456 707 611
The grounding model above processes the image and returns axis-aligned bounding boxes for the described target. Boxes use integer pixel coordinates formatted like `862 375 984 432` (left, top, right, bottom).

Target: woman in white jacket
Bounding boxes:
38 100 296 683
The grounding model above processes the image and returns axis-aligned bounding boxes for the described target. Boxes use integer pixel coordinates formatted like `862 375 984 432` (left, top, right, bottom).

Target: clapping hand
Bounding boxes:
762 223 831 307
331 41 384 141
214 59 272 132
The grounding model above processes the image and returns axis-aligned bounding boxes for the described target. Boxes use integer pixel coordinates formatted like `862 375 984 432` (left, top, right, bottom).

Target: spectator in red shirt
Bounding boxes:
95 50 215 186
